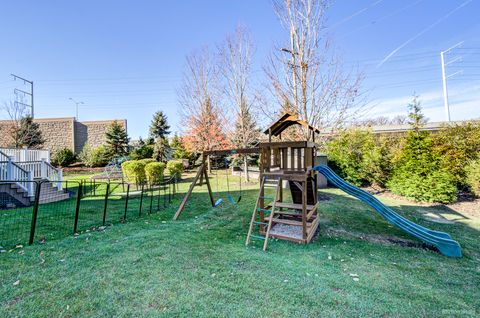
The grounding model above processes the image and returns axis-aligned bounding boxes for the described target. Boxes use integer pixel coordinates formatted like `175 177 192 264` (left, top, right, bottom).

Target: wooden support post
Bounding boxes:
173 164 204 220
302 177 307 241
203 166 215 207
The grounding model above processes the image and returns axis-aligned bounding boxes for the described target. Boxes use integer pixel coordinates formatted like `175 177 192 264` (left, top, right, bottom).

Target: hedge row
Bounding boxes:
121 159 184 185
325 122 480 203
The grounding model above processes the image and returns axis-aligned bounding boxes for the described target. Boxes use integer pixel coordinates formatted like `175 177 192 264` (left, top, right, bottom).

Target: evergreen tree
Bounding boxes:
153 137 170 162
171 134 191 160
149 111 170 140
407 94 427 133
387 96 456 203
105 121 130 157
17 116 45 149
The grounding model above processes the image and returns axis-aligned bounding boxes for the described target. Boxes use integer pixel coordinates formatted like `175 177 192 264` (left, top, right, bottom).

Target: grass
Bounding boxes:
1 170 479 317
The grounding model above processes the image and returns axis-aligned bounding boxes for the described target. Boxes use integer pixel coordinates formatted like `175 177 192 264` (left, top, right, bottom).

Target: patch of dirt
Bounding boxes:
324 227 435 251
361 187 480 219
63 166 104 174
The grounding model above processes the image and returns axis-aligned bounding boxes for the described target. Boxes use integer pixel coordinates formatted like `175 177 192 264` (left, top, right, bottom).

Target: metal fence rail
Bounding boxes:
0 176 178 248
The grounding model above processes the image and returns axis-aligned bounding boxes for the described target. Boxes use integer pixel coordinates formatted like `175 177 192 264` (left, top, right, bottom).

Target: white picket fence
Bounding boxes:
0 148 50 163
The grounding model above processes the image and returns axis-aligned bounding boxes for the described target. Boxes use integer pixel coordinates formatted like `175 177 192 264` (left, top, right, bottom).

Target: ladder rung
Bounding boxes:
256 208 273 213
250 235 266 240
253 221 268 225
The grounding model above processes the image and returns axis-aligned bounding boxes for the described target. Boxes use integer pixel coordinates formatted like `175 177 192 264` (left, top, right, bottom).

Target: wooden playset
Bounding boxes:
174 113 323 250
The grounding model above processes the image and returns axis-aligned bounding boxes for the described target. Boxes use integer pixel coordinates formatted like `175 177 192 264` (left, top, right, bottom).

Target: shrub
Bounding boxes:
166 160 184 179
388 168 457 203
433 122 480 187
138 158 156 165
51 148 76 167
79 144 110 167
145 162 166 185
326 129 392 187
387 131 457 203
129 145 154 160
465 160 480 196
121 160 147 185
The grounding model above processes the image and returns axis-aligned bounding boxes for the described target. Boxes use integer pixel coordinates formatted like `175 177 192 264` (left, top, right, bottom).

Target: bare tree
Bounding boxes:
264 0 366 141
218 26 259 181
1 100 29 147
178 47 229 172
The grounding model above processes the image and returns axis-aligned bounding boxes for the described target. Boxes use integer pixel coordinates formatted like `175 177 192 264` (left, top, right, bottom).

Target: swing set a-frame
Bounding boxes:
173 147 259 220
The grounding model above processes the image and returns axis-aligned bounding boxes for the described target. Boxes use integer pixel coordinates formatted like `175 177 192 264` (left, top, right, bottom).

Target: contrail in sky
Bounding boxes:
329 0 384 30
376 0 473 68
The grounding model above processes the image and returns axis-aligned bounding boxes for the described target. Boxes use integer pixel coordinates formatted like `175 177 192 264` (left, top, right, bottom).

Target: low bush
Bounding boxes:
51 148 76 167
388 168 457 203
79 144 110 167
121 160 147 185
166 160 184 179
145 162 166 185
465 160 480 196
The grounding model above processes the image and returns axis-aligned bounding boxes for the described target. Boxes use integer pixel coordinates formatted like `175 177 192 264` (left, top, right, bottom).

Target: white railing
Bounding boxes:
0 154 34 196
0 150 61 195
0 148 50 163
16 159 63 190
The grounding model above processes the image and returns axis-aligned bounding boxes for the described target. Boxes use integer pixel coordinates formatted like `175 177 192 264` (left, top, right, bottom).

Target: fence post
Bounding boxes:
168 182 171 203
102 183 110 226
73 182 82 233
29 181 42 245
139 184 144 216
149 186 153 214
124 183 130 221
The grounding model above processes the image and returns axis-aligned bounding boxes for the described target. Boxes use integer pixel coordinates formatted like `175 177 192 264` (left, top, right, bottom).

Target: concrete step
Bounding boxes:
38 193 70 204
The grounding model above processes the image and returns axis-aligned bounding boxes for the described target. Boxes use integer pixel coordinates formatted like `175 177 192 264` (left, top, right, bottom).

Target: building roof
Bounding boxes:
263 112 320 136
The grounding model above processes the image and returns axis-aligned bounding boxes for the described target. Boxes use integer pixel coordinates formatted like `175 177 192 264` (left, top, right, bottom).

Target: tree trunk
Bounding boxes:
243 154 249 182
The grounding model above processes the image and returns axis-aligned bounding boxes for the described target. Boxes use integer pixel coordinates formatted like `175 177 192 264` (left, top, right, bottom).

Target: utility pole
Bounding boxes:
440 42 463 122
69 98 84 120
11 74 34 118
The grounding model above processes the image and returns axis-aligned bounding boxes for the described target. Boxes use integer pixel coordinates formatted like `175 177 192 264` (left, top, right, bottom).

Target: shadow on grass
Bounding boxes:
175 185 479 258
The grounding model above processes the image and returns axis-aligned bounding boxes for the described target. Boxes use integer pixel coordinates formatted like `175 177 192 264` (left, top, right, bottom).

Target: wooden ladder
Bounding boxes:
245 176 281 251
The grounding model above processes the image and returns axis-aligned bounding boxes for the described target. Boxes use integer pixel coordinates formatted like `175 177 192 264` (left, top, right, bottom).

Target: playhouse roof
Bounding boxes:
263 112 320 137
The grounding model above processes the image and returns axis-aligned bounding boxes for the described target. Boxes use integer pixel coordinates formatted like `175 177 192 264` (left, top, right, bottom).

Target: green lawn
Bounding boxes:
1 171 479 317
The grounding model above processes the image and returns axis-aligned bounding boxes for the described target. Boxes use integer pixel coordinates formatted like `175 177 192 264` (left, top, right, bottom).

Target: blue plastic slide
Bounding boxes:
313 165 462 257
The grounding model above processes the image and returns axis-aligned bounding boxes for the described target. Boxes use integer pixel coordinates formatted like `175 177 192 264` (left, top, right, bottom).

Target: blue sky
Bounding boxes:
0 0 479 138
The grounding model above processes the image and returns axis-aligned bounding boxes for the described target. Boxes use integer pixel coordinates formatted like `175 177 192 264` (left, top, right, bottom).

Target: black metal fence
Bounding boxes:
0 177 178 249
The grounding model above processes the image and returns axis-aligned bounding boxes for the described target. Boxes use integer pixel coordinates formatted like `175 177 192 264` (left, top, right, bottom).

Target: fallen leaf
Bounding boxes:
352 277 360 282
13 280 20 286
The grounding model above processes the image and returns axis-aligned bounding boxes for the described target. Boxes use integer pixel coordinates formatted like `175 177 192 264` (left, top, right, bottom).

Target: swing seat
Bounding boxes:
228 194 237 205
214 198 223 207
237 196 242 203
